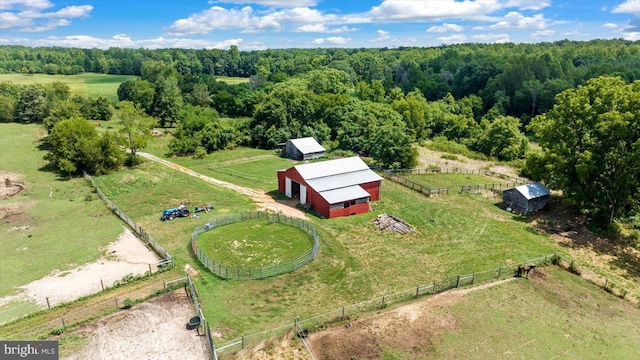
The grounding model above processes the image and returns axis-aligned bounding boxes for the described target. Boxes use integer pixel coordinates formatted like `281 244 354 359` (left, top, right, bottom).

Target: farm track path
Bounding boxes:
135 151 308 219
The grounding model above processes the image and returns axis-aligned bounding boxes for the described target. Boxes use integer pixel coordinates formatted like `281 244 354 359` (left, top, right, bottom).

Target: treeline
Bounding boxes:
1 39 640 121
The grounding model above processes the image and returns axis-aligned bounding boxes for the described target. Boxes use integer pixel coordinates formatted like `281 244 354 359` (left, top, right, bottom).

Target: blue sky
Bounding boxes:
1 0 639 50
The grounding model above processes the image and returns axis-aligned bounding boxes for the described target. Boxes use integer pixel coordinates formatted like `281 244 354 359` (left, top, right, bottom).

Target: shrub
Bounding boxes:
122 298 134 309
549 254 561 266
51 326 65 335
568 261 581 275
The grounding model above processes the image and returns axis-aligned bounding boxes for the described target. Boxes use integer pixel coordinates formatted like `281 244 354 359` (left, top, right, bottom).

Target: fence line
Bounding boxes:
389 167 528 183
214 253 558 356
83 171 174 267
460 181 530 194
0 276 188 341
191 211 320 280
186 275 216 360
382 171 449 197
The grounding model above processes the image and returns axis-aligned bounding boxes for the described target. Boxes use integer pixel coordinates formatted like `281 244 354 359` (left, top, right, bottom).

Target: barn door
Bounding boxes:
300 184 307 204
285 177 292 198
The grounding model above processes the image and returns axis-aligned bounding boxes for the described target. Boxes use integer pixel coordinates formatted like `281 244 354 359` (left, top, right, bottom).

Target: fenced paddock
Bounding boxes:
191 211 320 280
214 254 557 357
84 172 174 267
384 167 529 197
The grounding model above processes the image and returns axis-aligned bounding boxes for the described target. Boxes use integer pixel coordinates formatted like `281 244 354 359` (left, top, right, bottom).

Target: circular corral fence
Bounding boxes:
191 211 320 280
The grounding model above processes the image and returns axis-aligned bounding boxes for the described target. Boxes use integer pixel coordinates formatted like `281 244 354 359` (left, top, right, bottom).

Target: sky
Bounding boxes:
0 0 639 50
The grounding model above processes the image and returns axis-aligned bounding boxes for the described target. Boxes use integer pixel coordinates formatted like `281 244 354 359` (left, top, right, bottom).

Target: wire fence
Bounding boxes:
84 171 174 267
0 276 188 341
185 275 217 360
383 167 530 197
214 253 557 356
191 211 320 280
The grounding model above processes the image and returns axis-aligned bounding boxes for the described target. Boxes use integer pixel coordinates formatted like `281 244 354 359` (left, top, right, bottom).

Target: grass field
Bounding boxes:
197 219 315 267
216 76 250 84
401 172 518 190
308 266 640 359
89 144 561 341
0 123 125 321
0 73 137 104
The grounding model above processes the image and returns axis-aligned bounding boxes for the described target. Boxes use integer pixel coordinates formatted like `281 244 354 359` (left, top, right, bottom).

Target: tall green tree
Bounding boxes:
118 101 157 160
15 84 47 123
153 76 183 127
527 76 640 225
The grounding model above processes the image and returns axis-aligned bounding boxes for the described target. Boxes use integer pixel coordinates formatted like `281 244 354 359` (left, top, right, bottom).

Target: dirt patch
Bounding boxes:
0 171 26 200
417 148 519 177
136 151 308 219
60 290 208 360
0 200 36 223
0 227 160 308
237 280 515 360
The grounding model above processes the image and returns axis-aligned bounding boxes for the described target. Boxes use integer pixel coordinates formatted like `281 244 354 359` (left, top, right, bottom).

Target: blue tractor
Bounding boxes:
160 204 190 221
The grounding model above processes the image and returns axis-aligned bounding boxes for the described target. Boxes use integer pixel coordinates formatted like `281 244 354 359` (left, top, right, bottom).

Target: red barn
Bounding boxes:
277 157 382 219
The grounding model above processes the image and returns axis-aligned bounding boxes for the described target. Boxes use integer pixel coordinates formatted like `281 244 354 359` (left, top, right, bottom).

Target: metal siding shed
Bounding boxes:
287 137 325 158
514 182 550 200
306 170 383 192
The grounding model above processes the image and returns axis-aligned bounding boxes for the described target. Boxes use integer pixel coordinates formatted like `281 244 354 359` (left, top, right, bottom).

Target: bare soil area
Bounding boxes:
0 171 26 200
61 290 208 360
417 147 518 176
136 151 307 219
0 227 160 308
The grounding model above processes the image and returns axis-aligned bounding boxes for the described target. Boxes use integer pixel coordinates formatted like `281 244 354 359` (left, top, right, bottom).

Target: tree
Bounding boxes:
45 117 123 176
118 101 157 162
90 96 114 121
190 83 213 107
473 116 528 161
369 124 418 169
527 76 640 226
153 76 183 127
15 84 47 123
43 100 83 132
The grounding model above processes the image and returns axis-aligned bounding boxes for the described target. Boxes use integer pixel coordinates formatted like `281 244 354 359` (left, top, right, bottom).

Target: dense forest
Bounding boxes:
1 39 639 227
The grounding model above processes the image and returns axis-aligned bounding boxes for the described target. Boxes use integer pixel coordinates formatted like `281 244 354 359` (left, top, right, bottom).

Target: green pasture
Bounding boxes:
88 148 560 341
143 142 296 192
216 76 250 84
196 219 315 267
0 73 136 104
0 124 124 321
399 172 516 190
433 267 640 359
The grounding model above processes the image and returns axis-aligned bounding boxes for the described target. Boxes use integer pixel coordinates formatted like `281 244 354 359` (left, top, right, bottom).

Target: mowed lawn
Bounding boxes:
91 146 560 342
0 73 136 104
0 124 124 321
197 219 315 267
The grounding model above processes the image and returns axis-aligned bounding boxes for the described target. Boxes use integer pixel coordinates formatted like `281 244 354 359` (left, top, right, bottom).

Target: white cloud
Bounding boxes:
209 0 318 7
370 29 390 42
470 33 510 43
368 0 502 21
531 29 555 38
602 23 619 28
294 24 358 33
0 33 245 50
427 23 463 33
438 34 468 44
623 31 640 40
0 0 53 10
166 6 339 35
612 0 640 15
477 12 547 30
505 0 550 11
311 36 351 45
0 1 91 32
561 31 589 37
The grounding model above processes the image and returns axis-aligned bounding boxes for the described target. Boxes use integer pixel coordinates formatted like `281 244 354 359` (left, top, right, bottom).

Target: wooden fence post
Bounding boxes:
456 276 460 287
342 306 345 320
471 273 475 285
381 296 385 309
61 316 65 328
498 267 502 279
46 297 51 310
241 335 245 349
163 281 167 293
416 286 419 299
433 281 436 294
115 297 119 310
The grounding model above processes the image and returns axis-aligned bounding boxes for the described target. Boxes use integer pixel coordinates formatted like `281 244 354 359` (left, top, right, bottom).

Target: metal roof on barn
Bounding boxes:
512 182 550 200
319 185 372 204
294 156 382 204
289 137 326 155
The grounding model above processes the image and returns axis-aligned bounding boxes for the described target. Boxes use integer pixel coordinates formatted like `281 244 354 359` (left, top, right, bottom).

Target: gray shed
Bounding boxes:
284 137 325 160
502 182 550 214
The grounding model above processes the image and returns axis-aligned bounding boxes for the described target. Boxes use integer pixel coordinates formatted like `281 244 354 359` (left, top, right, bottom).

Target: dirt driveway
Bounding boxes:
136 152 307 219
